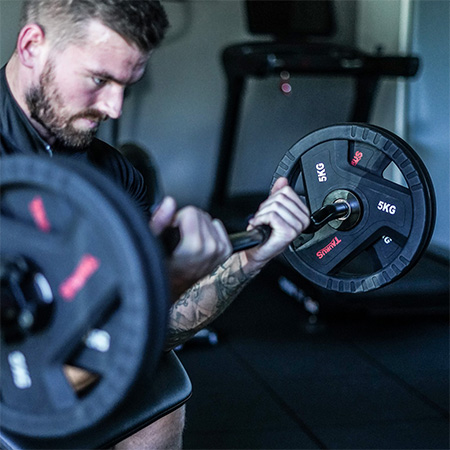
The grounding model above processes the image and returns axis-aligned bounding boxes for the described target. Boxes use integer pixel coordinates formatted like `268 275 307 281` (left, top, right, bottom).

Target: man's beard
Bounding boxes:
26 61 106 150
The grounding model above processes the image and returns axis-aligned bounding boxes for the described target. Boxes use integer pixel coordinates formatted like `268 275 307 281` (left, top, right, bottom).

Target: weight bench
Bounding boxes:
0 350 192 450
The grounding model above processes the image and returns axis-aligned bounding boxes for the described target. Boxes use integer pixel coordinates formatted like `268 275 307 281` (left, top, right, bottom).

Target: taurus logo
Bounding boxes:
351 150 363 166
59 254 100 301
316 236 342 259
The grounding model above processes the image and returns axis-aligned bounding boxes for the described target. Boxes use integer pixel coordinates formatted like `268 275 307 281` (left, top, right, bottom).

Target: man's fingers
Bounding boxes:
149 196 177 236
251 185 310 231
270 176 289 195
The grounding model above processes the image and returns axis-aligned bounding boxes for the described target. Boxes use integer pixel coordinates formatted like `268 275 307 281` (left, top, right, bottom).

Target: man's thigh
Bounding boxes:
112 405 186 450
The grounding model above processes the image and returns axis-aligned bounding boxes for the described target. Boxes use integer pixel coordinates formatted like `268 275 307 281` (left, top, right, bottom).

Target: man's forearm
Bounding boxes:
164 252 260 351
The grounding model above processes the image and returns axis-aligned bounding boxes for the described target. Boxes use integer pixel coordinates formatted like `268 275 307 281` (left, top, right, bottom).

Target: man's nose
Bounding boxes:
97 85 124 120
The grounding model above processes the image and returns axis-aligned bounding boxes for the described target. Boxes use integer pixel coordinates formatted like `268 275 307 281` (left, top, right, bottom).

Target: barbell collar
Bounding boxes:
303 201 350 234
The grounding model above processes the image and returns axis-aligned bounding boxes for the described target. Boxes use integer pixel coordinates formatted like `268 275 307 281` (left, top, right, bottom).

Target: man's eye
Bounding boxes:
93 77 107 87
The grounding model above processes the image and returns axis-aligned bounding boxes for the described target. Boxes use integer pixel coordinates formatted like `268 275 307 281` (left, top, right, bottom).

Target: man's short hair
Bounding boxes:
20 0 169 53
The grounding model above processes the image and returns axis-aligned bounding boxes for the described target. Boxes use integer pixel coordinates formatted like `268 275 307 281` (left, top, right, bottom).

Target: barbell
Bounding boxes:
0 123 436 440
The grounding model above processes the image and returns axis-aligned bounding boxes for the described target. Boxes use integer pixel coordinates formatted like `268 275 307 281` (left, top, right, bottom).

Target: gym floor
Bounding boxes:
177 259 449 450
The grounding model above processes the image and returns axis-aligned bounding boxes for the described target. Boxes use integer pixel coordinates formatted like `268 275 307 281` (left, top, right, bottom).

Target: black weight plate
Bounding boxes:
48 157 169 388
0 155 169 438
272 123 436 293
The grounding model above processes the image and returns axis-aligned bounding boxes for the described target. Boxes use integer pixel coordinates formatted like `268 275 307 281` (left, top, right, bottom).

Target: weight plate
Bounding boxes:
272 124 436 293
0 155 169 438
50 157 169 386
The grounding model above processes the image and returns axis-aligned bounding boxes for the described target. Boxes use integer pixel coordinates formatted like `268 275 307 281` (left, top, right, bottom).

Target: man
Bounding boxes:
0 1 310 448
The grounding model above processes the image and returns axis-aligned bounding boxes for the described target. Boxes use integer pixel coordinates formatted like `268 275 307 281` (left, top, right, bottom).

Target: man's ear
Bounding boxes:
16 24 47 68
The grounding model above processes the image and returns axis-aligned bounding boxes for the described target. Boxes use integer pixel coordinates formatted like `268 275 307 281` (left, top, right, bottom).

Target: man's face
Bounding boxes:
26 59 104 149
26 20 149 150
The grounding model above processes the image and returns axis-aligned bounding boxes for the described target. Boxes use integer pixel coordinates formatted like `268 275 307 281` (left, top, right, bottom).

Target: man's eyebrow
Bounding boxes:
90 71 129 85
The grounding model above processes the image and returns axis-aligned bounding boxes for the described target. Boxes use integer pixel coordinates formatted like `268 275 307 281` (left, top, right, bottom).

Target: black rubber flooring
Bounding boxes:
178 261 449 449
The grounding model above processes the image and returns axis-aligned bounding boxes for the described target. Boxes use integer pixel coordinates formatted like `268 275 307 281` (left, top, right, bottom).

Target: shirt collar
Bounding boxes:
1 65 53 156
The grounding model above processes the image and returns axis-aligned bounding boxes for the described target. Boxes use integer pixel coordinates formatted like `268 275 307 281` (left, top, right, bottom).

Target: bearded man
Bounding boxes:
0 1 310 448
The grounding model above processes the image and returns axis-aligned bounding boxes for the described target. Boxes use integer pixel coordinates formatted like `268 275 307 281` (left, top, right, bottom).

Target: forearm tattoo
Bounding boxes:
164 253 259 351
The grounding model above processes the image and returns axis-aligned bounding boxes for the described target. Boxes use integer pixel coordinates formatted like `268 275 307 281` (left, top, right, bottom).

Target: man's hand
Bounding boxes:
150 197 232 299
242 177 310 272
150 178 308 297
